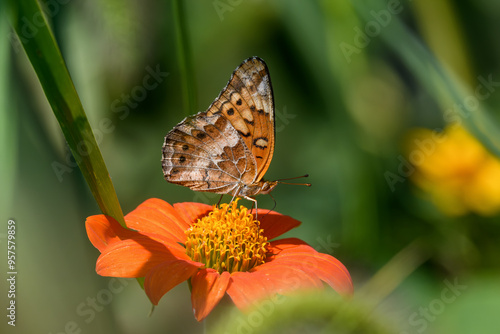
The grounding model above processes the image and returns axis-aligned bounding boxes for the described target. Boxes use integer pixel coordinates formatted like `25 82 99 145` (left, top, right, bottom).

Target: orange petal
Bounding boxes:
226 238 353 310
174 202 213 226
125 198 190 242
267 238 353 295
226 264 322 310
251 209 301 240
86 215 137 252
96 235 191 277
225 272 268 309
144 260 203 305
191 269 231 321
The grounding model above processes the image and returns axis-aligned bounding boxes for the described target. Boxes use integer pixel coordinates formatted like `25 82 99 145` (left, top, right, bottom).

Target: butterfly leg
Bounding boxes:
229 191 239 205
242 195 258 220
217 194 224 207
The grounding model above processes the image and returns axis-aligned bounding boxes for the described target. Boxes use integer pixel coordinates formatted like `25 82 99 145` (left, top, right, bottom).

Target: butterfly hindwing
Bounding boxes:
162 112 256 193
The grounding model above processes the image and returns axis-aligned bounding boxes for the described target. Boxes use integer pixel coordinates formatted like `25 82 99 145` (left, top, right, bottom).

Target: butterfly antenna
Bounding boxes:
276 174 311 187
269 193 277 212
257 194 276 221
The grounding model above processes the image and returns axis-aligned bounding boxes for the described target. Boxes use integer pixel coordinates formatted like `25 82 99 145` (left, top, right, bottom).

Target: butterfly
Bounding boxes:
162 57 307 204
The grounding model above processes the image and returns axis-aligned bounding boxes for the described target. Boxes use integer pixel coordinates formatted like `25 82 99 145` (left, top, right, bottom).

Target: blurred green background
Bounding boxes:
2 0 500 333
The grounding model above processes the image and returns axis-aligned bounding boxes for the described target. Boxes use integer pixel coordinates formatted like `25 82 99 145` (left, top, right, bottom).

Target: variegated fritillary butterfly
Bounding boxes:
162 57 280 203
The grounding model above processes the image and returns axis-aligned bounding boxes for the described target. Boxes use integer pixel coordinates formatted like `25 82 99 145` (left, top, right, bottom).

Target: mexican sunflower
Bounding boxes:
406 125 500 216
85 198 353 321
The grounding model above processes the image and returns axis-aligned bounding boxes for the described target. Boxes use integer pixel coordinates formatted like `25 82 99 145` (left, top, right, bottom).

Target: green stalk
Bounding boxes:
8 0 125 226
356 239 431 304
0 8 16 218
354 0 500 158
172 0 197 116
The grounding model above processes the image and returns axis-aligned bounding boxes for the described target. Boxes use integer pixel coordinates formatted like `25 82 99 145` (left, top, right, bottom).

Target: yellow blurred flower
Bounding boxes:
406 125 500 216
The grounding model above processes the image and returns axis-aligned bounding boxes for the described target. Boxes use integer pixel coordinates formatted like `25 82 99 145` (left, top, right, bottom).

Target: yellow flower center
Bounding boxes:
184 199 268 274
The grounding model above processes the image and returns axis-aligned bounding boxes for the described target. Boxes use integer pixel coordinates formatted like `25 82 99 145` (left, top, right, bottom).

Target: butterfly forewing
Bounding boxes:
162 57 275 196
206 57 275 182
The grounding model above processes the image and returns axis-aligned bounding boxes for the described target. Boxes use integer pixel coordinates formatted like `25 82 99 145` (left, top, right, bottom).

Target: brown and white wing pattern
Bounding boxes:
162 112 256 194
162 57 275 195
206 57 275 182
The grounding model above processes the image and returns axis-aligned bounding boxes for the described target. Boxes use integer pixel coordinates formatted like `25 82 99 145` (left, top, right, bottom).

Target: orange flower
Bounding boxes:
85 198 353 321
406 125 500 216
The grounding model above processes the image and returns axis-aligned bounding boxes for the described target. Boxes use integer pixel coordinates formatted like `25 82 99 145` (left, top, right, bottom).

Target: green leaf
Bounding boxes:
0 8 16 218
353 0 500 158
173 0 197 117
8 0 125 226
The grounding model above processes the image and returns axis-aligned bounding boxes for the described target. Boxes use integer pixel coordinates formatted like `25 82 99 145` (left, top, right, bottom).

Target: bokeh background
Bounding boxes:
2 0 500 333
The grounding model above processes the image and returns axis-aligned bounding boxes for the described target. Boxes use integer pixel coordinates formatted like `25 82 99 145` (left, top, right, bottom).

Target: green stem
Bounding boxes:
173 0 197 116
356 238 431 304
8 0 125 226
0 9 16 218
412 0 473 86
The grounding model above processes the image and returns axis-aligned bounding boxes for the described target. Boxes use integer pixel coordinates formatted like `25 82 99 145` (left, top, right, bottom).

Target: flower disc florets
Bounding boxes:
185 199 268 273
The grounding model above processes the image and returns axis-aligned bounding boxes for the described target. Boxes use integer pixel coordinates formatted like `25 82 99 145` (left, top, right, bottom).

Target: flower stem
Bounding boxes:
356 238 431 305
